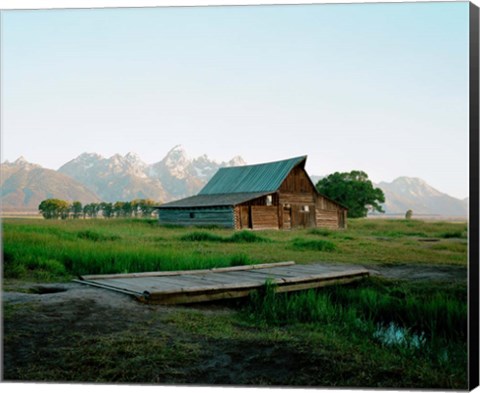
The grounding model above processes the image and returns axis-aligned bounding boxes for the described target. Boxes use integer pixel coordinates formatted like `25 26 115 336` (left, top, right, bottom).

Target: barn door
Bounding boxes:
338 210 345 229
240 206 251 229
283 207 291 229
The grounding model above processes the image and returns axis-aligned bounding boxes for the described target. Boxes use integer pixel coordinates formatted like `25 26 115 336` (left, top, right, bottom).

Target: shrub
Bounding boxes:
180 230 271 243
291 238 337 252
228 231 270 243
437 231 467 239
308 228 333 237
229 253 253 266
77 230 121 242
180 231 224 242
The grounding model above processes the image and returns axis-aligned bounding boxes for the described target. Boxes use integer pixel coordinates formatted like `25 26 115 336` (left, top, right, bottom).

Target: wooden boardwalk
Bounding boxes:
75 262 369 305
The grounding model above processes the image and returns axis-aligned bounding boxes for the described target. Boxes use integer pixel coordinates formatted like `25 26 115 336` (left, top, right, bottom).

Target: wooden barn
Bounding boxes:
157 156 347 230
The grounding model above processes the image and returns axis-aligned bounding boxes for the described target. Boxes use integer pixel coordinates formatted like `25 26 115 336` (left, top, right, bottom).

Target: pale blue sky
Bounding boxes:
1 2 470 198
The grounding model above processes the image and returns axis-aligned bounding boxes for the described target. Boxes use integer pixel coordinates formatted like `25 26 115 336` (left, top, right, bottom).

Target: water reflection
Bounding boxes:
373 322 426 349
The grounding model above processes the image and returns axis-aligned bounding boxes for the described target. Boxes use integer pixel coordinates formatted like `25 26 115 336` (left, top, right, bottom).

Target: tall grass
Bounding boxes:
2 217 468 281
246 280 357 327
2 223 261 279
244 278 467 342
180 230 271 243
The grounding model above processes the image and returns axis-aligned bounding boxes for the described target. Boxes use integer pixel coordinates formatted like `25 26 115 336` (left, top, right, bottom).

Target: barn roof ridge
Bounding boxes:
226 155 307 169
198 155 307 195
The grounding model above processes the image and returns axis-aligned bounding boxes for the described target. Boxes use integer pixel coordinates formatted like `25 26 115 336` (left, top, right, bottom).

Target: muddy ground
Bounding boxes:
2 263 467 386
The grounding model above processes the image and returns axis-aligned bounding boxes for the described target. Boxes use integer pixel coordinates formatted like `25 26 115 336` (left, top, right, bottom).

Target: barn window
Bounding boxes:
190 212 195 219
302 205 310 212
266 195 273 206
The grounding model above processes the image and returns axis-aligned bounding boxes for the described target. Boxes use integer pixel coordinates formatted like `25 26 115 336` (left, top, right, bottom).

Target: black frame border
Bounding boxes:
469 1 479 390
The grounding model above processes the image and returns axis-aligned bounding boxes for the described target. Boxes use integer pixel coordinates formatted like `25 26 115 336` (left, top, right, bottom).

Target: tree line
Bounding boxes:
38 199 158 219
38 170 388 220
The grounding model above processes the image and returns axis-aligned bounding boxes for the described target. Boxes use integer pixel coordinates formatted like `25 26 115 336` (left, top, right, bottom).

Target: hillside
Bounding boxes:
375 177 467 217
1 157 100 213
58 152 169 203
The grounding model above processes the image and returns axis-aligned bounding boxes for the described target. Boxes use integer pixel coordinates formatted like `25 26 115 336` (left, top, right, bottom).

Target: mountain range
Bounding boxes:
0 146 468 218
375 177 468 217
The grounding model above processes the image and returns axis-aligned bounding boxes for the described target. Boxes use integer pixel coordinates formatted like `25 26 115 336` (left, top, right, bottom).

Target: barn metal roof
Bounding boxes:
158 192 271 208
198 156 307 195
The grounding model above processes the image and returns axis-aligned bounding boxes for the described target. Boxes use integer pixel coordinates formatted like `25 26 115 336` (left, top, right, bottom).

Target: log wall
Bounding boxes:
315 209 339 230
316 195 343 211
159 207 234 228
251 206 279 230
315 195 347 229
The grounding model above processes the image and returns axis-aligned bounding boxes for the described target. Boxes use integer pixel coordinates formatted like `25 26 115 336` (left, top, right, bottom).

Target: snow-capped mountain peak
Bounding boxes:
6 156 41 170
14 156 28 165
227 155 247 167
56 146 246 203
375 176 466 216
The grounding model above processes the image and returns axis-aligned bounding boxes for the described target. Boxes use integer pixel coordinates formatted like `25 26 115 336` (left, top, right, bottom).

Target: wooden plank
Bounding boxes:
132 278 187 291
142 287 257 305
277 270 369 285
287 264 351 274
247 265 334 277
188 272 263 285
243 269 305 279
74 279 145 297
132 277 185 288
216 271 283 283
80 261 295 280
94 278 155 293
147 279 264 296
167 274 230 288
142 276 205 289
176 273 252 286
274 275 367 293
145 270 368 304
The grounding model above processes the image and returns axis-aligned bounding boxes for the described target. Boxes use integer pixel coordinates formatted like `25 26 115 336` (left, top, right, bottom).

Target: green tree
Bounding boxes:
315 171 385 218
132 198 157 217
71 201 83 219
140 199 156 217
83 203 100 218
131 199 141 217
123 201 133 217
90 203 100 218
38 199 70 219
113 201 125 217
100 202 114 218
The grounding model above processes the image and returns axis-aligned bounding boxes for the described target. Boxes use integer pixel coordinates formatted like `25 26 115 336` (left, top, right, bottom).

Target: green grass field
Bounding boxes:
2 217 469 388
2 217 468 281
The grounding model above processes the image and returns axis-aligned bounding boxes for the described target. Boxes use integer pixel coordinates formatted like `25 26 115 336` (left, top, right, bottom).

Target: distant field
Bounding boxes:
2 217 468 281
1 211 42 218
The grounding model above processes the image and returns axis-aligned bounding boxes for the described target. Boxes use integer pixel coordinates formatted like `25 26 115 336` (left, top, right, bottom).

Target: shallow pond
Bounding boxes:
373 322 426 349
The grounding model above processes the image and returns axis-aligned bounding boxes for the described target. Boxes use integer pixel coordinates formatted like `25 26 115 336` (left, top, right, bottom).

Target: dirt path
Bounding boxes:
366 263 467 282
